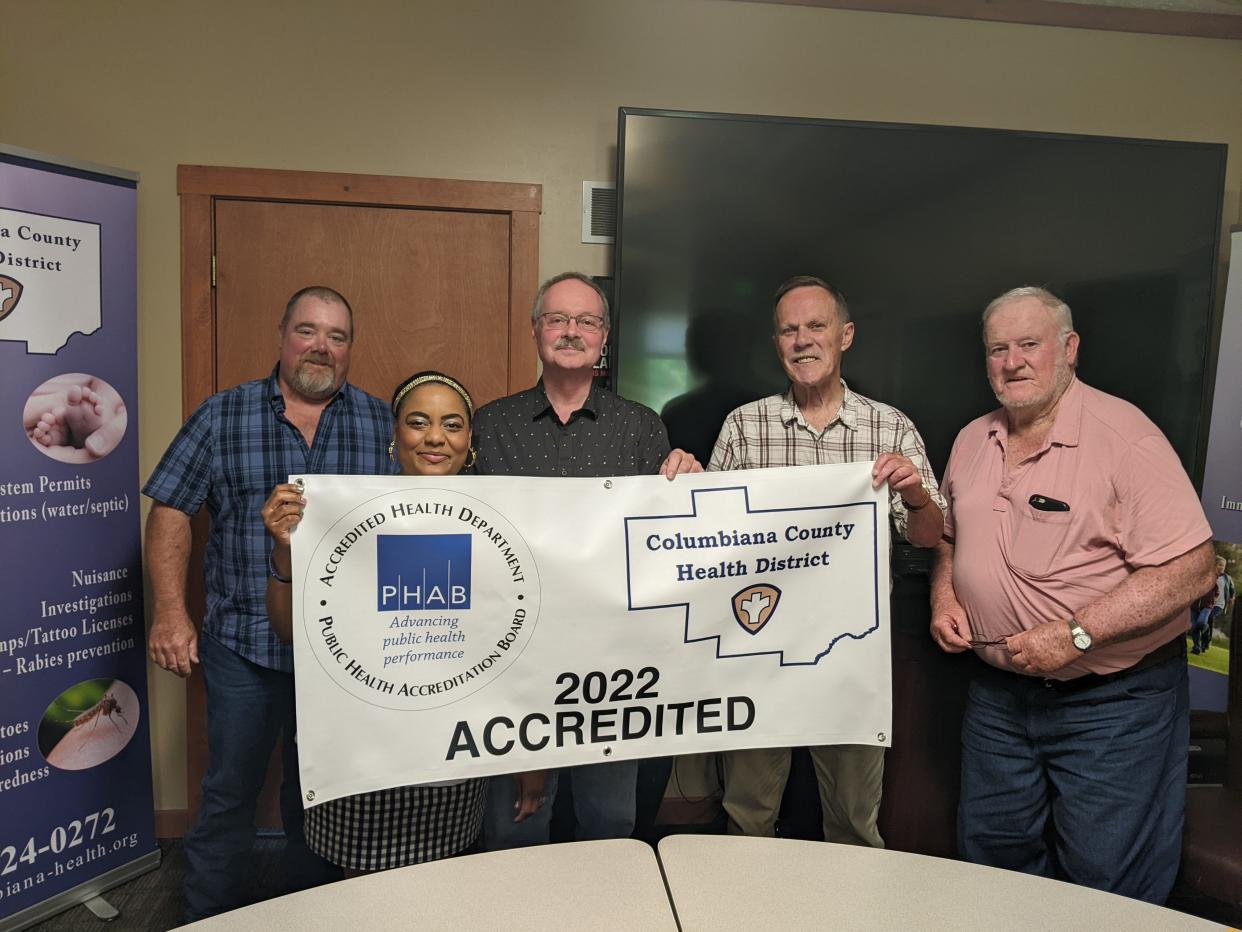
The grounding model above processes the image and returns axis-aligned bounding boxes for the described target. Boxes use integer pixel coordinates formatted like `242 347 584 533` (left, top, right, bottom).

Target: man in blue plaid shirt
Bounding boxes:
143 286 392 921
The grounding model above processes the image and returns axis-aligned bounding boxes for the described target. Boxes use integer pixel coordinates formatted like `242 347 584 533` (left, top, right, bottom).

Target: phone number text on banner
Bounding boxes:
291 462 891 806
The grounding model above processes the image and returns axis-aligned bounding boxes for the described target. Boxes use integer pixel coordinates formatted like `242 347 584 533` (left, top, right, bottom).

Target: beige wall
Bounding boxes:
3 0 1240 812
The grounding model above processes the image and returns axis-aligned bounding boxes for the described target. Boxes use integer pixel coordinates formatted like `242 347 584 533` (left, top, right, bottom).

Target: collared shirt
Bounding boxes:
942 377 1211 678
472 380 669 478
143 368 393 672
708 382 945 542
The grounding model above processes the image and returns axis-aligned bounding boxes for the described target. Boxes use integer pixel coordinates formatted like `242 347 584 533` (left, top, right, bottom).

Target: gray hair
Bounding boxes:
280 285 354 339
982 286 1073 339
531 272 610 328
773 275 851 327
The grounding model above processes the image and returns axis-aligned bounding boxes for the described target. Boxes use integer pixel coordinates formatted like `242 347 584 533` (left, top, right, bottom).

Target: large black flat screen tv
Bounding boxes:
613 108 1227 479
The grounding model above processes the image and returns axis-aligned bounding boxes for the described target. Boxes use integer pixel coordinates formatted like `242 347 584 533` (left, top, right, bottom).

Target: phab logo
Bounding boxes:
0 275 22 322
376 533 471 611
733 583 781 635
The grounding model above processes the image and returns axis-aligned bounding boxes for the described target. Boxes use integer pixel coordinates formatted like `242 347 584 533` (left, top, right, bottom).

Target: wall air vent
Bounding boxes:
581 181 616 244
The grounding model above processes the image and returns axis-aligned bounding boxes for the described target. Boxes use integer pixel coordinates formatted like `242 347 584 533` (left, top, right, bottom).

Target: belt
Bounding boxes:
983 635 1186 693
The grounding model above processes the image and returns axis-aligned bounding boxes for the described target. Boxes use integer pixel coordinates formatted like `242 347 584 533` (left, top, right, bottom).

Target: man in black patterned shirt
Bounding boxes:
474 271 701 848
709 275 945 846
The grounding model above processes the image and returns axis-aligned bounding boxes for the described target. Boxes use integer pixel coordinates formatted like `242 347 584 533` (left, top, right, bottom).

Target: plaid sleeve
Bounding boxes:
708 414 739 472
142 399 215 515
888 413 945 542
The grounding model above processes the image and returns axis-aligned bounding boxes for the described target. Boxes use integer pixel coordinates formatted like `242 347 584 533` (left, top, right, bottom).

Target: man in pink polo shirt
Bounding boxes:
930 285 1216 904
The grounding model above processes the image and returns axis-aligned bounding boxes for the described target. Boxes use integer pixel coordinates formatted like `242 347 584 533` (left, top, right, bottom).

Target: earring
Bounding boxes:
466 447 478 469
387 440 396 463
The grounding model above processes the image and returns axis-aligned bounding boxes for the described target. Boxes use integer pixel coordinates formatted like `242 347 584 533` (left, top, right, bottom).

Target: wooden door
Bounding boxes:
168 165 540 835
214 200 514 405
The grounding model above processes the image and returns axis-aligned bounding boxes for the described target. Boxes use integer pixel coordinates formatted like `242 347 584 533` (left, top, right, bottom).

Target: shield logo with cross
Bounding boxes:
732 583 781 635
0 275 22 323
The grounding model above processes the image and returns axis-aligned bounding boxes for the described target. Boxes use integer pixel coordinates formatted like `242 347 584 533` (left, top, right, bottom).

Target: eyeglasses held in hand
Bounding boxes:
969 636 1010 648
540 312 606 333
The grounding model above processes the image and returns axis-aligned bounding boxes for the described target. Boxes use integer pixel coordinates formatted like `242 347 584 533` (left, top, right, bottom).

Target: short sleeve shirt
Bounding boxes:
941 378 1211 677
142 370 394 671
472 381 669 478
708 383 945 542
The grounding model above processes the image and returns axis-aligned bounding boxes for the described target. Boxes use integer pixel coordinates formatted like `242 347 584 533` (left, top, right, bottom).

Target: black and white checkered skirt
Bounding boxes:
305 778 488 871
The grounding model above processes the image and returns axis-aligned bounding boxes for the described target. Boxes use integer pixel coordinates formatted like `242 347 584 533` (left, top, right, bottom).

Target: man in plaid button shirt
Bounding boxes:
143 287 392 921
709 275 945 847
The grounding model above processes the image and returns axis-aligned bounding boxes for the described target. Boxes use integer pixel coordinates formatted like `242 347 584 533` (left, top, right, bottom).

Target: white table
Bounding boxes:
657 835 1224 931
181 838 677 931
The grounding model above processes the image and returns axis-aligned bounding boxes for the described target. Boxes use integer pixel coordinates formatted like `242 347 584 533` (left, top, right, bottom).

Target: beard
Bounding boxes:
289 354 338 400
995 355 1074 411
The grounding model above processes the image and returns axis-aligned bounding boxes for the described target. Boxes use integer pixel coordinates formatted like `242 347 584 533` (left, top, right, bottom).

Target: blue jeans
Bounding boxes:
183 635 339 921
958 654 1188 904
1191 606 1221 652
481 759 638 849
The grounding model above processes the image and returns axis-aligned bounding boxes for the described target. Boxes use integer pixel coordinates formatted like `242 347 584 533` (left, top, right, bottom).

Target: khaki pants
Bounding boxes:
721 744 885 847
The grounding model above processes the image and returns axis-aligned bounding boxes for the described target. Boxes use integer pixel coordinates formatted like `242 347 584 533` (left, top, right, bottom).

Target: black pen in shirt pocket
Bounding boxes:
1029 494 1071 513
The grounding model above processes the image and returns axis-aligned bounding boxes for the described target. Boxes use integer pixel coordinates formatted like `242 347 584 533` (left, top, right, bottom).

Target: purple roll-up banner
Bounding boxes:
1201 229 1242 547
0 146 157 929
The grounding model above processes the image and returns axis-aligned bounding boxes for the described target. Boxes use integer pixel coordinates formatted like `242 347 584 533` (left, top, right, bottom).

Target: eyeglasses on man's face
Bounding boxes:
539 312 606 334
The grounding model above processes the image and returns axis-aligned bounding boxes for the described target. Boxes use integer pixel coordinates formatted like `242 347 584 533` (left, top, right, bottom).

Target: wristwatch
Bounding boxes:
903 485 932 511
1068 617 1093 652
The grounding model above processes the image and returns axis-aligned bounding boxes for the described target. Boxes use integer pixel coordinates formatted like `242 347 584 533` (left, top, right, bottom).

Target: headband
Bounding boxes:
391 374 474 419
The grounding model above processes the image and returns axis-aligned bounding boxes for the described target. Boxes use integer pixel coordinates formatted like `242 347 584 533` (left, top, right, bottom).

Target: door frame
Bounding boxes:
178 164 541 410
162 165 541 835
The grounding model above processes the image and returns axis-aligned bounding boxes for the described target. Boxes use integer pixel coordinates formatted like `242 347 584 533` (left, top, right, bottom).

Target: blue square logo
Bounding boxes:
376 534 471 611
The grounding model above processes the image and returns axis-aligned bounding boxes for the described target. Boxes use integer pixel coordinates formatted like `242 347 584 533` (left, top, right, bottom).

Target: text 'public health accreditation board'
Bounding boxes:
290 463 891 806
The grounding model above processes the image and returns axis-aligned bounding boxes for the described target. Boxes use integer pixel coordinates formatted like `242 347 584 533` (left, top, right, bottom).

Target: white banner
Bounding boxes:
1200 229 1242 546
291 463 892 806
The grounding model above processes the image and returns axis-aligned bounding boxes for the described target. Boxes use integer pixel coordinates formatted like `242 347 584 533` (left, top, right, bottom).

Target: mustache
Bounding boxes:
554 336 587 351
300 351 334 366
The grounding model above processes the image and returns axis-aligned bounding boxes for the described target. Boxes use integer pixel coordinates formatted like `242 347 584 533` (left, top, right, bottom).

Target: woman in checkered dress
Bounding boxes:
303 777 486 871
262 371 500 872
